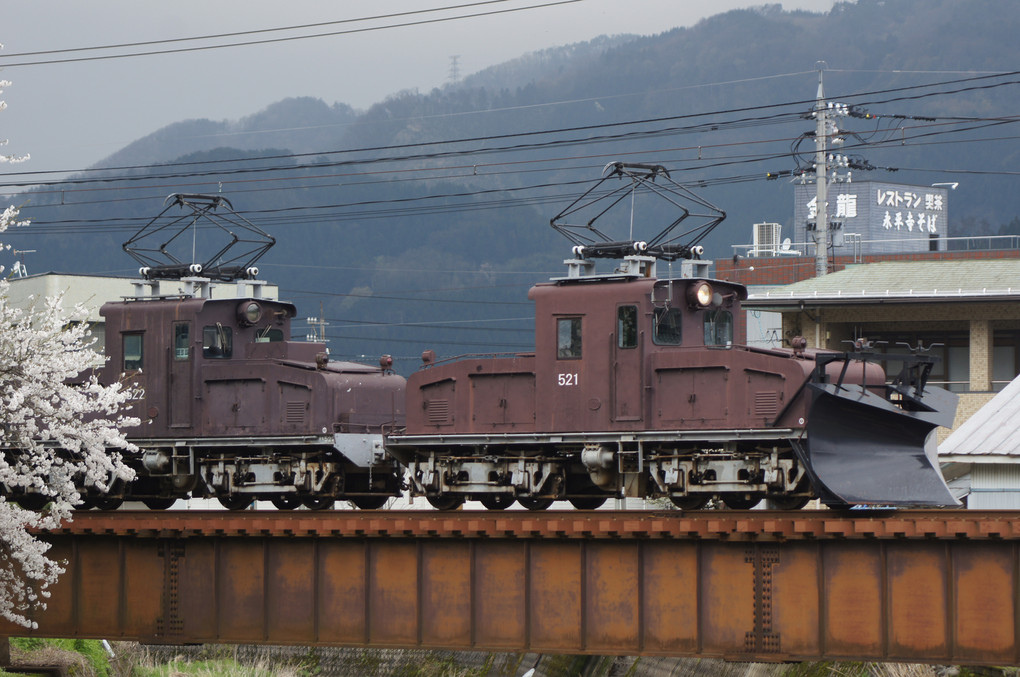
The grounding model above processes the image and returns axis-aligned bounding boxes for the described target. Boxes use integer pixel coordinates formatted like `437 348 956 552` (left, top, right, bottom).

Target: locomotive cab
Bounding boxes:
530 255 747 433
102 290 296 435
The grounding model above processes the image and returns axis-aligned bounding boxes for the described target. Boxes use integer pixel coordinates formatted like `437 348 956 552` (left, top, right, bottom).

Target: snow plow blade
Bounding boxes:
800 382 959 507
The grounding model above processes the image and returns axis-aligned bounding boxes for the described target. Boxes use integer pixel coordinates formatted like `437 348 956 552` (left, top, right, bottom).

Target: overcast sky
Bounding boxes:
2 0 834 177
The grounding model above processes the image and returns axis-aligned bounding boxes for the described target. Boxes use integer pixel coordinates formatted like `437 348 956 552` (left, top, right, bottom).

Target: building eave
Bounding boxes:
746 291 1020 309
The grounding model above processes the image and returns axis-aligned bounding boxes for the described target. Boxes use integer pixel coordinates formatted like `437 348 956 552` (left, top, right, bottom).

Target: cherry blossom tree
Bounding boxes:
0 68 138 628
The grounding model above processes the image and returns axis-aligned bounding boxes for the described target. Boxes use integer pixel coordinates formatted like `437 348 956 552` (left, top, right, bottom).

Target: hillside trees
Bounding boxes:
0 70 137 628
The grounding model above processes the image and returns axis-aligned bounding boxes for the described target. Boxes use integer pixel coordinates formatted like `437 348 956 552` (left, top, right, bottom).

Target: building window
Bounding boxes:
947 344 969 393
653 307 683 345
122 333 143 371
174 323 191 360
993 330 1020 392
557 317 582 359
617 306 637 349
203 324 233 359
704 309 734 346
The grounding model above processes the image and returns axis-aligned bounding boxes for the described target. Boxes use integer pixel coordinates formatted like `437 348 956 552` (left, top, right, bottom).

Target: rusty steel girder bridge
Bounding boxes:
4 509 1020 665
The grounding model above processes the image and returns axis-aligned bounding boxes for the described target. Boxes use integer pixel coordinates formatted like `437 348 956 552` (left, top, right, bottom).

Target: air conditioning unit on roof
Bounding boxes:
752 222 783 257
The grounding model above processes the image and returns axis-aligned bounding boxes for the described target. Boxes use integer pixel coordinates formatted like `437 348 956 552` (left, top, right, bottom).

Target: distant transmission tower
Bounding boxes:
448 55 461 83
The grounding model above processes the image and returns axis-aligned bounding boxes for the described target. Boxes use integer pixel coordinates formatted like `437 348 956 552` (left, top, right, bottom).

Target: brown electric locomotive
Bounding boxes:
83 194 404 510
387 163 959 509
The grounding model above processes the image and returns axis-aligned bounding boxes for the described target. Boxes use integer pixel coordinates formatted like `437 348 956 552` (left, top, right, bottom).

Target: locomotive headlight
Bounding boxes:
687 281 714 308
237 301 262 326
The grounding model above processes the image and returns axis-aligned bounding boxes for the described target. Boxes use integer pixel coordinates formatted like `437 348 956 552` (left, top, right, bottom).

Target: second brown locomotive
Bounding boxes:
387 164 959 510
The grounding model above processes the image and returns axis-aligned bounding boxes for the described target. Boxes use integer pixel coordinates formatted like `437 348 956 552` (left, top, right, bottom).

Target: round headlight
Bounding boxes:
238 301 262 326
687 281 713 308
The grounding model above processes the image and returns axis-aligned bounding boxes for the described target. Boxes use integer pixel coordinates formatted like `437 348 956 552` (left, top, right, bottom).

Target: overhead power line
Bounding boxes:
11 113 1020 236
1 73 1017 235
3 68 1018 191
0 1 526 58
0 0 585 68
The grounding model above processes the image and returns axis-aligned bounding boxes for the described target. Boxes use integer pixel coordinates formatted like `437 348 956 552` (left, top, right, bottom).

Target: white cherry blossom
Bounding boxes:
0 69 137 627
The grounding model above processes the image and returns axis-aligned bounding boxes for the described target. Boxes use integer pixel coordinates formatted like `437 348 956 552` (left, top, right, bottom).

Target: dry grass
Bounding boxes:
10 643 95 675
128 645 302 677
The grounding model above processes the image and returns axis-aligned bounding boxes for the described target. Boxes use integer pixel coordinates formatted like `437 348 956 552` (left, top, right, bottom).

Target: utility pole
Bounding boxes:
813 67 828 277
306 302 329 345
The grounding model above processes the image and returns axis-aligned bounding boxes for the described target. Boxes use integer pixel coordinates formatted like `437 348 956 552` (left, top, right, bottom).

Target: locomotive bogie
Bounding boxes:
405 451 562 499
646 447 808 499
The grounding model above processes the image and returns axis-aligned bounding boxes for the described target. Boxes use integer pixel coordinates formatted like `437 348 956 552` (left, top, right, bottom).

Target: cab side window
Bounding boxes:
557 317 582 359
173 323 191 360
203 324 233 359
617 305 638 348
653 307 683 345
122 332 144 371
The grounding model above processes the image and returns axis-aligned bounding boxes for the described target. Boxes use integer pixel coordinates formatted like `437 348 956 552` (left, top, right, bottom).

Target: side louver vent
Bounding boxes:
426 399 451 425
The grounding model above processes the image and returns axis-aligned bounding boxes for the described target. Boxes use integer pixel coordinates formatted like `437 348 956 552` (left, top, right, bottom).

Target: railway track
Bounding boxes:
46 509 1020 541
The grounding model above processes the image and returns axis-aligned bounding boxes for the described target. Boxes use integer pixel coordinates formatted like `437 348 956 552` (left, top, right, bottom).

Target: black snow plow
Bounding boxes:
794 345 959 508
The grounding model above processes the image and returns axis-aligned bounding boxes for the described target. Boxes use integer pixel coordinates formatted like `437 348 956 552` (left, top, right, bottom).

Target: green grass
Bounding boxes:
132 658 279 677
10 637 110 676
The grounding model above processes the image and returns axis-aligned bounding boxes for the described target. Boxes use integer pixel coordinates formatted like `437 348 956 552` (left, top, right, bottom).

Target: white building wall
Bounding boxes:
967 464 1020 509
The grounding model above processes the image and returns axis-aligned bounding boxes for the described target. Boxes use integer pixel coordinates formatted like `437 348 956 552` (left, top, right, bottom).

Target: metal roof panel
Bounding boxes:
748 259 1020 303
940 375 1020 458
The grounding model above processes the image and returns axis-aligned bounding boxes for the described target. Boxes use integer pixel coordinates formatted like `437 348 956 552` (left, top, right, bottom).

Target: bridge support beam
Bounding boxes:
3 530 1015 664
2 513 1018 665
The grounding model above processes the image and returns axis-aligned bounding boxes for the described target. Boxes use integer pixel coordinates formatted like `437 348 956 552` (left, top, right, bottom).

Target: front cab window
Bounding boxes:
557 317 582 359
704 309 734 346
203 325 233 359
256 327 284 343
653 307 683 345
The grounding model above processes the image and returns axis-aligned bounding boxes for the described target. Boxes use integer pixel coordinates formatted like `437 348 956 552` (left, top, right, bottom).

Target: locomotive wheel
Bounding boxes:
479 495 516 511
141 497 178 510
302 496 335 511
350 496 388 510
94 497 124 511
426 495 465 510
769 496 811 510
568 496 607 510
218 495 254 511
518 498 554 511
76 495 97 511
722 494 761 510
270 495 301 510
669 495 709 510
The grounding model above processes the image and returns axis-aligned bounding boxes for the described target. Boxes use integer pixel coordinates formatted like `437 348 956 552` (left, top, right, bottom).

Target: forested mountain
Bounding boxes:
6 0 1020 369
